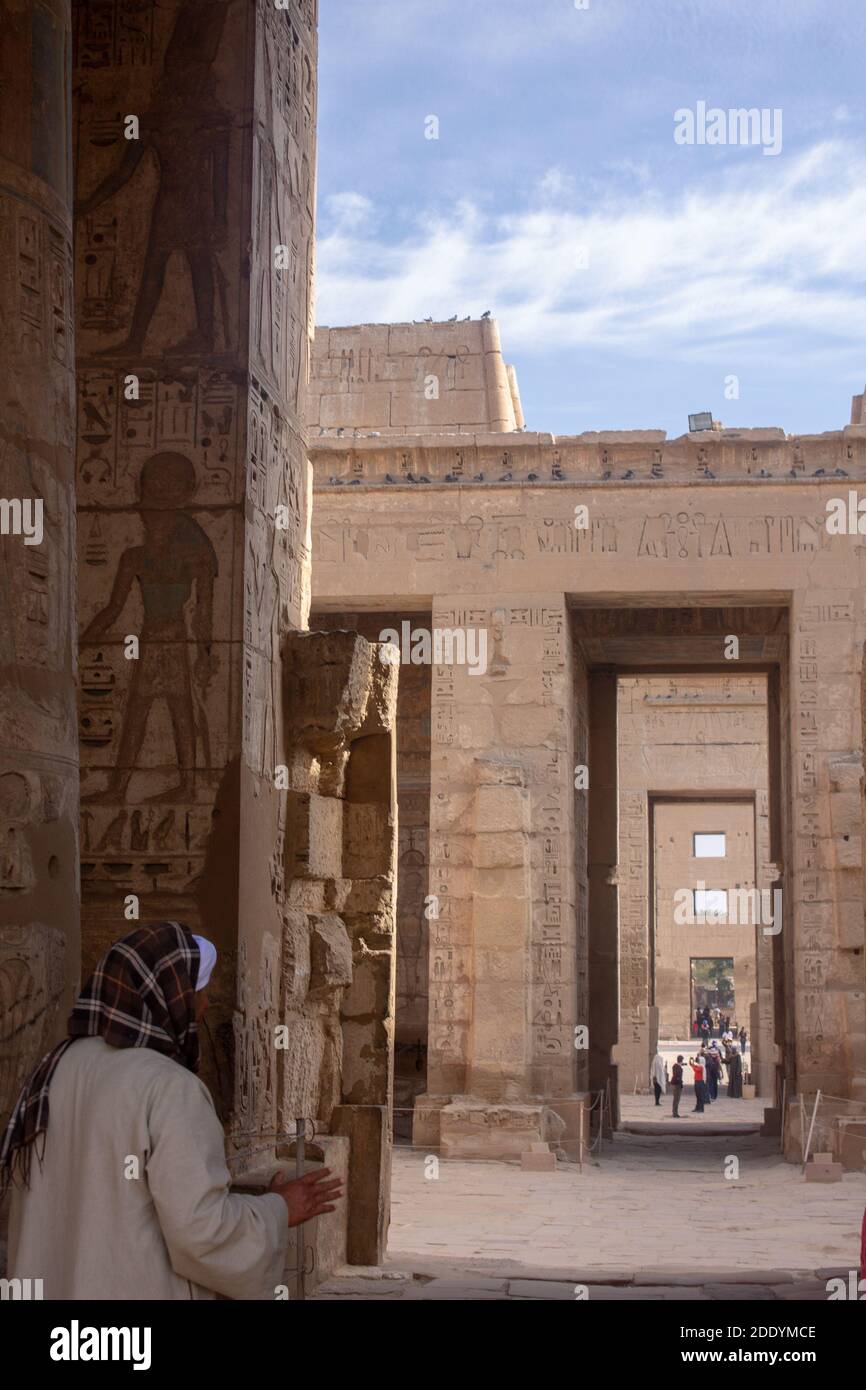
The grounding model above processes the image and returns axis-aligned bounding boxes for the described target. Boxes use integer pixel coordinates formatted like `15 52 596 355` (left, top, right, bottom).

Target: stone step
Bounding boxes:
619 1121 762 1137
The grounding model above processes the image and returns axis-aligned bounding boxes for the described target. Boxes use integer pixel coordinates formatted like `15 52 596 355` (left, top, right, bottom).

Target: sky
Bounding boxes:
314 0 866 438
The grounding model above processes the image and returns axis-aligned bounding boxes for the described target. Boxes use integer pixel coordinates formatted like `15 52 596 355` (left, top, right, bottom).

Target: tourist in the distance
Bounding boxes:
2 922 343 1299
650 1050 668 1106
670 1055 686 1117
705 1044 722 1101
690 1054 707 1113
727 1041 744 1099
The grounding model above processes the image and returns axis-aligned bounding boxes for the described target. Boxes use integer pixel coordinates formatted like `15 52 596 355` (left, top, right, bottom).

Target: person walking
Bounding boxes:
690 1054 707 1112
670 1055 686 1117
650 1050 668 1106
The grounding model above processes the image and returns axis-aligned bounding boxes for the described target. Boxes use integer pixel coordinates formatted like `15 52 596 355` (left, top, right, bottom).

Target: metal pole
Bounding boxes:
578 1102 584 1174
295 1117 306 1301
802 1089 821 1172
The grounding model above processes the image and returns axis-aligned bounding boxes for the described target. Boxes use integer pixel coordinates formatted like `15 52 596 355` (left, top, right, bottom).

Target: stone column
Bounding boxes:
0 0 79 1130
790 589 866 1098
72 0 317 1109
281 629 398 1268
415 594 582 1158
587 668 619 1119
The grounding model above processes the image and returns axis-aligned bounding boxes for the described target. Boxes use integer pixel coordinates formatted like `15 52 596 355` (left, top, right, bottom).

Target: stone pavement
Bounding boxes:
621 1039 764 1132
311 1133 866 1301
309 1266 851 1301
620 1089 765 1132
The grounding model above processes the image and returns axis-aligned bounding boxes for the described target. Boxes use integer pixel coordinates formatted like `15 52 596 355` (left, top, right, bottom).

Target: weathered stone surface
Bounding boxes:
312 408 866 1139
331 1103 391 1267
63 1 399 1279
306 319 523 438
0 0 80 1133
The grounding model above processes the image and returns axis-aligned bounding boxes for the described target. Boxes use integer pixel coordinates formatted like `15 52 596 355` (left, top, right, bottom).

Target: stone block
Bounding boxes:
309 914 353 1000
343 801 394 878
330 1104 390 1266
520 1151 557 1172
473 784 528 834
284 791 344 880
231 1135 350 1297
320 390 393 429
473 831 528 869
832 1120 866 1170
804 1161 843 1182
440 1100 562 1159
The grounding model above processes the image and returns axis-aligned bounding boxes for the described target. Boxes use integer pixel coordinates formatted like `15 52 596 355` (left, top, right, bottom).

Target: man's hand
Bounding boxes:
268 1168 344 1228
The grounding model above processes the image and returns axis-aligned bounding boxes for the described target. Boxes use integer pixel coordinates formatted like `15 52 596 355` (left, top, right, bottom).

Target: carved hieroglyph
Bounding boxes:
312 402 866 1122
0 0 80 1128
71 1 398 1269
73 0 316 1110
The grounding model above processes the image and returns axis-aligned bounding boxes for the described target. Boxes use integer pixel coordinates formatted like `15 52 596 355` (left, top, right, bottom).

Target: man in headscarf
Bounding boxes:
1 922 341 1299
650 1050 668 1106
726 1041 744 1099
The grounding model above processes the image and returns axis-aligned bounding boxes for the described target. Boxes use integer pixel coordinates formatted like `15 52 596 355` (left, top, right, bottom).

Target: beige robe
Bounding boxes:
9 1037 288 1300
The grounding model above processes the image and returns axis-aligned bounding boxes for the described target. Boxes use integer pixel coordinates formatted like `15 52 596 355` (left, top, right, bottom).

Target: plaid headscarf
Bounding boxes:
1 922 201 1197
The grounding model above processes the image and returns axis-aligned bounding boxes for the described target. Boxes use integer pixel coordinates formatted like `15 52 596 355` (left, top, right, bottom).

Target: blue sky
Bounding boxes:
316 0 866 437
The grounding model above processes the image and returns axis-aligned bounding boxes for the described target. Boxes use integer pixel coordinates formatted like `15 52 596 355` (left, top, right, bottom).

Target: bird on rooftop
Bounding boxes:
481 310 492 319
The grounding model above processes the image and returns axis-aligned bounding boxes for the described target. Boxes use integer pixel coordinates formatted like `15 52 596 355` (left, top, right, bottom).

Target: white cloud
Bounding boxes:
536 166 577 202
323 191 375 231
315 141 866 364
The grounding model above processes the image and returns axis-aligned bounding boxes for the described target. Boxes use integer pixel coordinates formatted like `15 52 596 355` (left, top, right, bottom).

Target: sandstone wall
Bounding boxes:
616 675 770 1088
0 0 80 1132
312 610 431 1140
307 318 523 437
653 798 760 1039
311 426 866 1114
